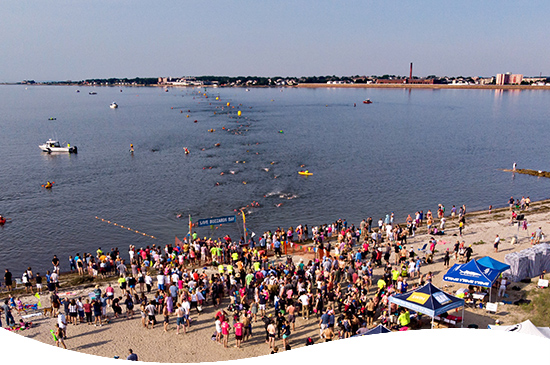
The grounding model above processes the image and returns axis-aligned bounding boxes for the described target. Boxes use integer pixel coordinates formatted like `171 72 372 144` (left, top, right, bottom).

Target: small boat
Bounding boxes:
298 170 313 176
0 216 6 225
44 181 53 189
110 102 118 109
39 139 77 153
89 91 97 95
363 99 373 104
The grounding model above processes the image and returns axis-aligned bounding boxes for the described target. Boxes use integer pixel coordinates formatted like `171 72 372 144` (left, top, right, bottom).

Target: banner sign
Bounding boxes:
197 215 237 227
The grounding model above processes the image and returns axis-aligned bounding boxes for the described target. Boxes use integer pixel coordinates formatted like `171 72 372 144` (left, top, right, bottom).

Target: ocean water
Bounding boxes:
1 85 550 274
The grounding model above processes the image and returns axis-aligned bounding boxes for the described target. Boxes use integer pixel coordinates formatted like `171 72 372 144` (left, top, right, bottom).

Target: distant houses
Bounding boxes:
16 73 550 88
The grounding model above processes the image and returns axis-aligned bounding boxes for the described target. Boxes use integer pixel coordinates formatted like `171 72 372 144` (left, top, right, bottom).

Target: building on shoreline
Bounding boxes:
158 77 204 86
496 73 523 85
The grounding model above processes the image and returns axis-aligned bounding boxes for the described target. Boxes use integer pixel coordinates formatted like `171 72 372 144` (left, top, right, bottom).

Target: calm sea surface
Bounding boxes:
1 85 550 274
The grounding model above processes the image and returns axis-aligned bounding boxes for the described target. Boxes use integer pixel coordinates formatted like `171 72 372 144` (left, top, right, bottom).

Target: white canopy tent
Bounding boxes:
488 319 550 339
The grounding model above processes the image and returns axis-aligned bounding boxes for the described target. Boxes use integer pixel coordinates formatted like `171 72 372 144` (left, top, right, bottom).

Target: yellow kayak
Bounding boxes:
298 171 313 176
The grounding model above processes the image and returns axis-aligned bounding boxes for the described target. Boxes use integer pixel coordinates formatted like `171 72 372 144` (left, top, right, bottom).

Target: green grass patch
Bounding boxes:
473 240 486 245
521 288 550 327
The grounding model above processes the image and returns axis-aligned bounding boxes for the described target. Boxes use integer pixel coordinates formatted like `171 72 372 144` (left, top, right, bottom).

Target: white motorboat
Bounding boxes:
110 102 118 109
39 139 77 153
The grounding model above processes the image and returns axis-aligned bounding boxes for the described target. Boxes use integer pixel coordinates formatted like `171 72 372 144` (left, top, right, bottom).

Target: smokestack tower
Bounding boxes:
410 62 413 80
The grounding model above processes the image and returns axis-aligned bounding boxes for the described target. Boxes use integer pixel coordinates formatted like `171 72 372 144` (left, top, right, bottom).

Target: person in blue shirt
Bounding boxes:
319 309 330 337
68 256 76 272
273 238 282 258
127 349 138 361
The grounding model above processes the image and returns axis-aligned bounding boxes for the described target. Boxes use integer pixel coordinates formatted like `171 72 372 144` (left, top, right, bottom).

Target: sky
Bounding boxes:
0 0 548 82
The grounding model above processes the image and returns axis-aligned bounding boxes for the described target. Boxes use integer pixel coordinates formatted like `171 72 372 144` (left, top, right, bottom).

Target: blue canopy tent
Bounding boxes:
388 282 465 329
352 323 391 337
443 259 500 301
363 324 391 335
476 256 510 273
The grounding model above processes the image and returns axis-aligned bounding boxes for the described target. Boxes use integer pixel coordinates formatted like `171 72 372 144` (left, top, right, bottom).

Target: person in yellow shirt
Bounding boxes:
397 308 410 328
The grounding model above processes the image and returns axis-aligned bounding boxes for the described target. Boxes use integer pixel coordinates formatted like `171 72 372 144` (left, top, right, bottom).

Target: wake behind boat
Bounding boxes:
39 139 77 153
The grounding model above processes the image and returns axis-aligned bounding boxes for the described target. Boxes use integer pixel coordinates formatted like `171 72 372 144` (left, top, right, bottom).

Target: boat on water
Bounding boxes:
110 102 118 109
0 216 6 225
363 99 373 104
89 91 97 95
298 170 313 176
39 139 77 153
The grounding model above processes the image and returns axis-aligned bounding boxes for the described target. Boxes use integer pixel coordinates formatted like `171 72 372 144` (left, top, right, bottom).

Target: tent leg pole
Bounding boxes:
431 316 434 329
387 300 391 327
461 306 464 328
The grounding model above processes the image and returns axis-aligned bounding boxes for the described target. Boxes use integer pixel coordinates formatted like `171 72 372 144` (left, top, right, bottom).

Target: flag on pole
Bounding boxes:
175 236 183 246
242 210 247 242
188 215 192 236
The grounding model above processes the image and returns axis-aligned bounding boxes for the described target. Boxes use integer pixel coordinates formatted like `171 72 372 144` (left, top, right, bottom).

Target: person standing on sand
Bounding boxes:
215 314 223 344
162 303 170 332
498 277 508 297
267 320 276 349
234 319 244 348
221 318 231 348
53 323 67 349
323 325 335 342
2 299 15 327
175 303 185 335
465 245 473 262
494 235 501 252
57 311 67 338
145 300 156 329
453 241 460 260
535 227 544 244
4 269 13 292
443 249 450 267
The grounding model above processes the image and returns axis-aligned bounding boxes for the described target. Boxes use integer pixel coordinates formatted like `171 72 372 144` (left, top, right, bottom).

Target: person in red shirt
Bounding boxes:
234 320 244 348
221 320 231 348
215 310 226 323
83 299 93 324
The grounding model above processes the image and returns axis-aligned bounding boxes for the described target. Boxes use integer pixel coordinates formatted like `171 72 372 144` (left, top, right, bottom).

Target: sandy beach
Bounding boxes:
4 199 550 362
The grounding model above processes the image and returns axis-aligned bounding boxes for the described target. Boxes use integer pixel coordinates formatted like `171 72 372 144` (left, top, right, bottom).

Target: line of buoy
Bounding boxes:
95 216 157 239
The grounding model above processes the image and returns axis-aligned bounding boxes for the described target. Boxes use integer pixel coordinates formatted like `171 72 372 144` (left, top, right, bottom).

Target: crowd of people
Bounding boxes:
0 199 539 355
